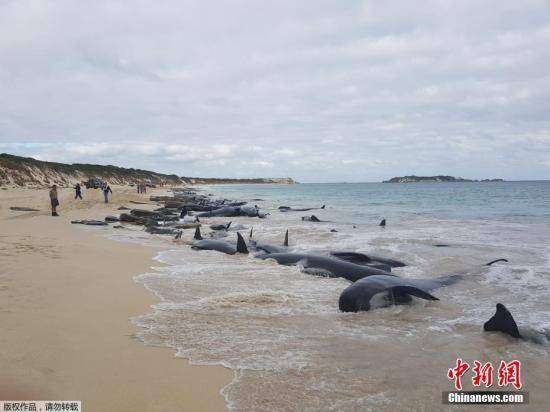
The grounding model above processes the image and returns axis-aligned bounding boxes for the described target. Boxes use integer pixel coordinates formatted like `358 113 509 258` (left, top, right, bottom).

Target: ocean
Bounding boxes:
113 182 550 411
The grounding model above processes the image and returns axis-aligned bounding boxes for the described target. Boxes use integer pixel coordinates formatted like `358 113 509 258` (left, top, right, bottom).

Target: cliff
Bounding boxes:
0 153 297 187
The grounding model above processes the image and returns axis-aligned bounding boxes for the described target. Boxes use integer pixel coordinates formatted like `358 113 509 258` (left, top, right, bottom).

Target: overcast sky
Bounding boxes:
1 0 549 182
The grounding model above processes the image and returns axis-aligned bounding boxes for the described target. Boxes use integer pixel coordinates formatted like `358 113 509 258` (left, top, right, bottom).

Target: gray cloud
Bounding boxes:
1 0 549 182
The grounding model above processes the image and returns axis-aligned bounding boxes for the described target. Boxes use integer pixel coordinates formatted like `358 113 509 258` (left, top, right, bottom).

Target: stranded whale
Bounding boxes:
279 205 325 212
257 252 393 282
339 274 462 312
484 303 550 344
191 230 249 255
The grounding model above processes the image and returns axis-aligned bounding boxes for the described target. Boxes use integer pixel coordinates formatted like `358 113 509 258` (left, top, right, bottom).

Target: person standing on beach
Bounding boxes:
49 185 59 216
103 184 112 203
74 183 83 200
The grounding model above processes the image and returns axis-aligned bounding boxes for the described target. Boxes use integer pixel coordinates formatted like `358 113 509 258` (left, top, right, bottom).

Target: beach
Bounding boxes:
0 185 231 411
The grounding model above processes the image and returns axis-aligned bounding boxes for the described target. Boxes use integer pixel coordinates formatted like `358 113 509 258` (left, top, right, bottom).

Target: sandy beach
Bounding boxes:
0 185 231 411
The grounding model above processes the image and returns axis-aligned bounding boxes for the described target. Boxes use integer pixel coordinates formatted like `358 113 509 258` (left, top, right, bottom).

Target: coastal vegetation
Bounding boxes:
0 153 296 187
383 175 504 183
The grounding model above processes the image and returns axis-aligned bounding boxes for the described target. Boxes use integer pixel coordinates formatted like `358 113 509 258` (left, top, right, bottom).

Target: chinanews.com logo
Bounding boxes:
443 358 529 405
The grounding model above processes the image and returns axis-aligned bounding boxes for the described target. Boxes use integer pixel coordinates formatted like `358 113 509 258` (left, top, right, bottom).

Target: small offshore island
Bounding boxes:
383 175 504 183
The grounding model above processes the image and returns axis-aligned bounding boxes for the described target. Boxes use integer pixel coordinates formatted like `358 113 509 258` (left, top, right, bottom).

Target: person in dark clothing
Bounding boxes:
50 185 59 216
74 183 83 200
103 184 113 203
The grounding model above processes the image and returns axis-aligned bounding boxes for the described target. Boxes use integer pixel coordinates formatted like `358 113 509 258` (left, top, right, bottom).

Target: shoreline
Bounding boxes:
0 185 232 411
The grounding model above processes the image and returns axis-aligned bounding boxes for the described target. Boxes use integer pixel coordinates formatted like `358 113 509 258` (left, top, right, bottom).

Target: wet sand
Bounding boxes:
0 185 232 411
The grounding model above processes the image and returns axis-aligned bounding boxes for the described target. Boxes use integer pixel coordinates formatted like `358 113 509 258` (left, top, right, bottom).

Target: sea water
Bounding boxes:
114 182 550 411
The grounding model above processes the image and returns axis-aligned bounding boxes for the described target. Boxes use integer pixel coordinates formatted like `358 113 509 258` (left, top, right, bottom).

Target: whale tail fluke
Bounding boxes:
194 226 203 240
236 232 249 254
484 303 522 339
486 258 508 266
284 229 289 246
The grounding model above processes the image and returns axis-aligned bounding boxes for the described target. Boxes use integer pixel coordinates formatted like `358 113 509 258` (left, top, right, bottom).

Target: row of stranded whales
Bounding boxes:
95 190 536 344
125 220 539 344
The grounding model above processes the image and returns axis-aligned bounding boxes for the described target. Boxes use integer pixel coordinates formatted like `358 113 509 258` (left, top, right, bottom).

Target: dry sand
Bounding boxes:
0 185 232 411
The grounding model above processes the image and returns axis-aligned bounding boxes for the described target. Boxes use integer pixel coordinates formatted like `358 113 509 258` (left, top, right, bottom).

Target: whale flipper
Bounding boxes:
391 286 439 301
194 226 203 240
236 232 249 254
284 230 289 247
484 303 522 339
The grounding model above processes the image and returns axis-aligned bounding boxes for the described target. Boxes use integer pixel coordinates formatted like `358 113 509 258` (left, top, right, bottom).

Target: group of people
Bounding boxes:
49 182 113 216
137 182 148 194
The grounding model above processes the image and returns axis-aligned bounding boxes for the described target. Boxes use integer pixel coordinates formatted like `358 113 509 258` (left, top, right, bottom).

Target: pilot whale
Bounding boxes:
484 303 550 344
257 253 393 282
191 230 249 255
250 230 290 254
330 252 406 268
339 274 462 312
279 205 325 212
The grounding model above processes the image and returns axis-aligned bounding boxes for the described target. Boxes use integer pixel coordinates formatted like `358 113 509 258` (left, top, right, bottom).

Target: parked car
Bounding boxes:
84 178 105 189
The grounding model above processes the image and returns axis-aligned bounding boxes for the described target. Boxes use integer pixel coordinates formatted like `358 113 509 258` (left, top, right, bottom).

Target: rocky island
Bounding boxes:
383 175 504 183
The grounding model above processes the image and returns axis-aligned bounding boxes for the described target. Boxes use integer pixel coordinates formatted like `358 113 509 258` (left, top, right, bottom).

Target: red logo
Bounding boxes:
448 359 522 390
498 360 522 389
447 358 470 390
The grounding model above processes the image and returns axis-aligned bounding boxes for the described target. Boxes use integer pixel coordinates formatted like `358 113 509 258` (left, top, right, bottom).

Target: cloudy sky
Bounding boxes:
1 0 549 182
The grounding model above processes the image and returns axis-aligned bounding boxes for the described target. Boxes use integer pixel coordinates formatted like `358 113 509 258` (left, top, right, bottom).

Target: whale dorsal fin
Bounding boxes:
194 226 203 240
484 303 522 339
321 205 325 209
391 286 439 301
226 221 232 230
284 230 288 246
310 215 320 222
236 232 249 254
379 219 386 227
249 227 253 239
